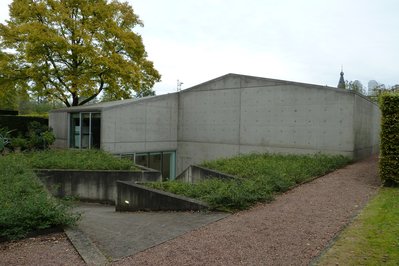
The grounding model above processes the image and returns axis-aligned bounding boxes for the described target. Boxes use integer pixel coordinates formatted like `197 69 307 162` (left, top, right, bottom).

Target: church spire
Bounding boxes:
337 66 346 89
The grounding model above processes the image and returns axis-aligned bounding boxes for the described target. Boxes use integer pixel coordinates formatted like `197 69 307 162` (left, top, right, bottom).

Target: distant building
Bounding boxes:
391 84 399 92
368 80 379 96
50 74 380 179
337 70 346 89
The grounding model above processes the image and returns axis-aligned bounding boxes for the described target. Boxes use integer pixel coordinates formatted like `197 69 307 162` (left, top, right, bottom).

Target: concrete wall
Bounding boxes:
37 169 161 204
49 111 68 148
353 94 381 159
176 75 380 174
116 181 209 211
102 94 178 154
48 74 380 178
176 165 236 183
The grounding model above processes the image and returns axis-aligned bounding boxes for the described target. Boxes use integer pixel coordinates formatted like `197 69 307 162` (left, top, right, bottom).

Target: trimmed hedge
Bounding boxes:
0 115 48 137
0 110 18 115
379 92 399 185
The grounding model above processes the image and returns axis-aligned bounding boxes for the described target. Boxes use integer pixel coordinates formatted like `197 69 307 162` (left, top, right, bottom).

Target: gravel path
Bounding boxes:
0 156 379 265
0 233 84 266
115 156 380 266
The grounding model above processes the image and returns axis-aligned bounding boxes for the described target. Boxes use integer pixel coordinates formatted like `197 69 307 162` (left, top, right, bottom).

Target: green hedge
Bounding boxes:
0 110 18 115
379 93 399 185
0 115 48 137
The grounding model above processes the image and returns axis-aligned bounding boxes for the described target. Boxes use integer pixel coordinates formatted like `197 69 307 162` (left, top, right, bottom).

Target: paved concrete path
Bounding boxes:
73 204 228 260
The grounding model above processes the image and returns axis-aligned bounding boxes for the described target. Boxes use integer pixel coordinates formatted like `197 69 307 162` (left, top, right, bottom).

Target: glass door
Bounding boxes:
70 113 81 148
69 112 101 149
81 113 90 148
91 113 101 149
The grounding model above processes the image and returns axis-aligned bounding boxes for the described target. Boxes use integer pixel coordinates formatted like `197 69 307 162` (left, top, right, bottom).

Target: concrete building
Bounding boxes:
49 74 381 179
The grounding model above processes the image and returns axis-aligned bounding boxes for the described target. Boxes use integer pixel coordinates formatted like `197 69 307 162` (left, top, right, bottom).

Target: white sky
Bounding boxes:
1 0 398 94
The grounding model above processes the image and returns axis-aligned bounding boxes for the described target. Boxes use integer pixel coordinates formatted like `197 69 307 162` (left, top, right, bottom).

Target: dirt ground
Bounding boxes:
0 156 380 266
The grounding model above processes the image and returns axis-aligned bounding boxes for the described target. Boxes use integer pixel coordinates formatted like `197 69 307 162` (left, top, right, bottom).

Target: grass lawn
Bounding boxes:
11 149 138 170
147 153 350 211
317 187 399 265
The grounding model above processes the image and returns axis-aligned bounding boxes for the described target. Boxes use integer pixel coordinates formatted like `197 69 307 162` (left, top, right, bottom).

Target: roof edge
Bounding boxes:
181 73 342 93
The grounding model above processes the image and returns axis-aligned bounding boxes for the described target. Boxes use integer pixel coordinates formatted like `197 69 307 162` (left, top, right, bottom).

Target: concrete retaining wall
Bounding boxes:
116 181 209 211
176 165 236 183
37 169 161 204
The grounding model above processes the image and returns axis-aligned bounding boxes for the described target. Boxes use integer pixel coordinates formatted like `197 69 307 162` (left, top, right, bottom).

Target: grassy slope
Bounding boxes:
0 155 78 240
317 188 399 265
0 149 138 240
148 153 350 211
15 149 138 170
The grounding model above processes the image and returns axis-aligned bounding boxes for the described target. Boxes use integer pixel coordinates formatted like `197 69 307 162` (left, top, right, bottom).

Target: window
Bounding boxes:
69 112 101 149
122 151 176 180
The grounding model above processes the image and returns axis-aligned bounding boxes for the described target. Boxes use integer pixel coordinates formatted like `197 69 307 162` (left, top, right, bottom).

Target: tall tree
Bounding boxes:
135 87 155 98
0 0 160 107
345 80 366 95
101 86 155 102
0 51 18 109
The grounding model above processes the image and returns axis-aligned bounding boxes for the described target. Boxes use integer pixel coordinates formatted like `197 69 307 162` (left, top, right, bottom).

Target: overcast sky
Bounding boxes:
1 0 398 95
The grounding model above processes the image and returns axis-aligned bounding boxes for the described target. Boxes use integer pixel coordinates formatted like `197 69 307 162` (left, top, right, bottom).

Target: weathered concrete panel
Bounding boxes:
353 94 381 159
239 85 354 153
107 141 177 154
49 74 381 178
102 103 146 145
185 75 241 92
49 112 68 148
116 181 208 211
176 142 239 175
238 144 353 158
145 97 178 142
176 165 236 183
144 141 178 152
178 89 240 144
112 142 146 153
102 94 178 154
38 169 161 204
240 75 289 88
174 75 380 174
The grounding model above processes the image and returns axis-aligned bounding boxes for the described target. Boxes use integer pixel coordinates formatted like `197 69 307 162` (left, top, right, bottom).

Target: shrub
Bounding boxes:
26 121 56 150
5 122 55 152
0 115 48 138
10 136 29 151
147 153 350 211
379 92 399 185
0 127 13 153
19 149 137 170
0 155 79 240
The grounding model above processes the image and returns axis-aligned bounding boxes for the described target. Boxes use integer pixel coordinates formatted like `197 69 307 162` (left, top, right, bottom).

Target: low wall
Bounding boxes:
36 169 161 205
116 181 209 211
176 165 236 183
135 164 166 181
